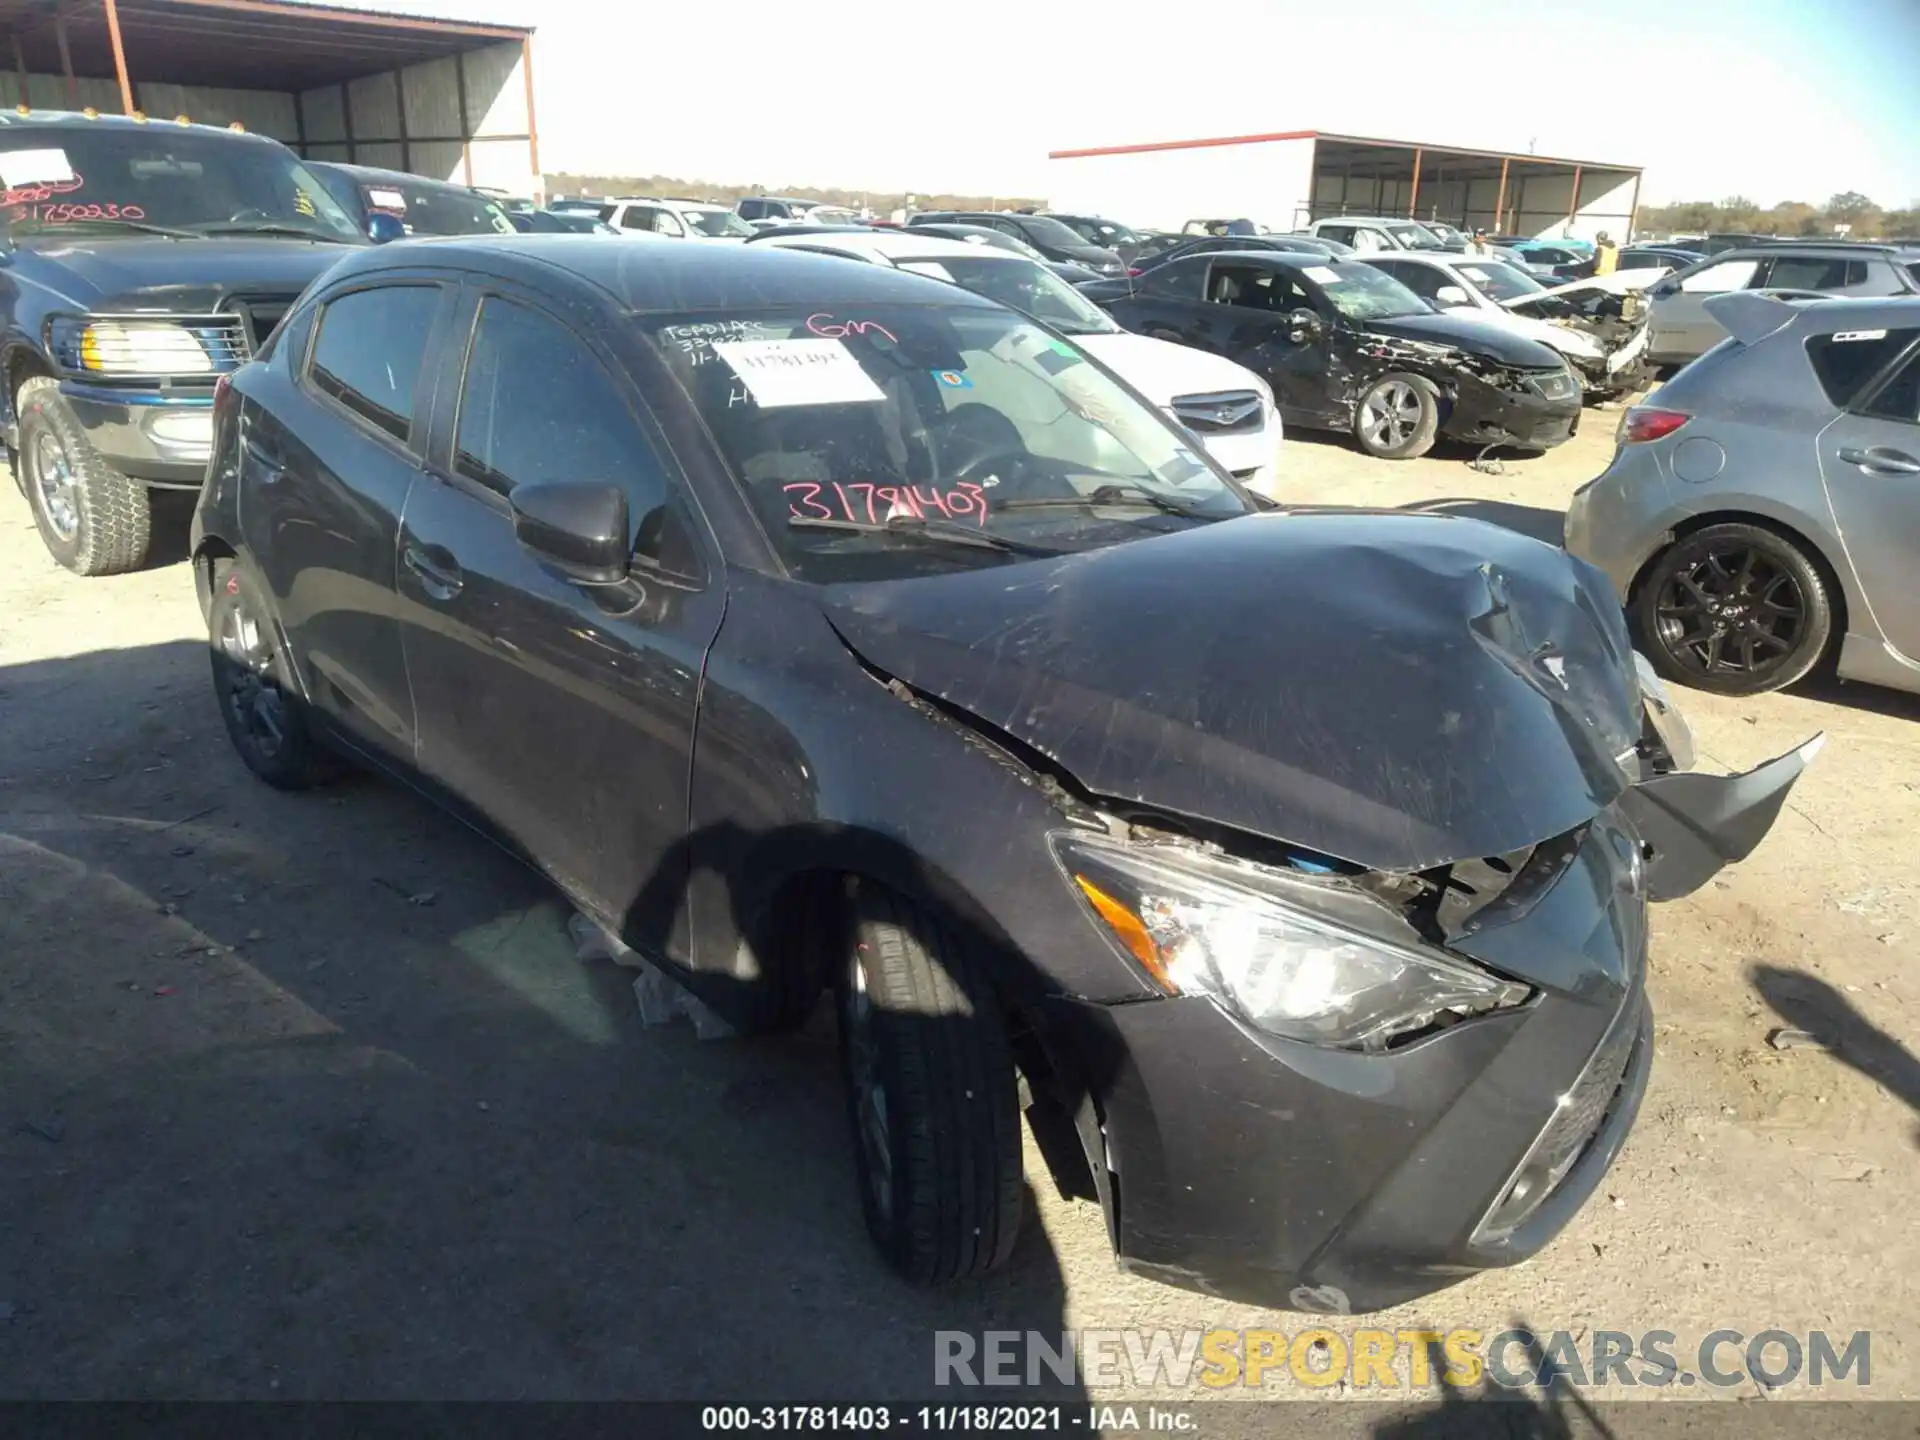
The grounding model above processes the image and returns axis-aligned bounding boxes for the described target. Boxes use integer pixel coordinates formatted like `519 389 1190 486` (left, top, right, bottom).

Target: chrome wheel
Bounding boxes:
217 594 289 760
1361 380 1422 450
31 429 79 541
1652 544 1806 681
840 956 892 1225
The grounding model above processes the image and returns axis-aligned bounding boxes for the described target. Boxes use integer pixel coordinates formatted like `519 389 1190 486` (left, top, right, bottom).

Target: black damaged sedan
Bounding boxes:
1083 250 1583 460
192 238 1815 1311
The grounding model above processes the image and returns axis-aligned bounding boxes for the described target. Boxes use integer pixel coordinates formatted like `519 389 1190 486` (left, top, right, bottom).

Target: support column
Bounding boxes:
394 68 410 172
102 0 135 115
55 13 76 108
1566 163 1583 233
521 34 541 193
1494 156 1509 236
1407 147 1421 219
454 52 473 185
1627 172 1642 241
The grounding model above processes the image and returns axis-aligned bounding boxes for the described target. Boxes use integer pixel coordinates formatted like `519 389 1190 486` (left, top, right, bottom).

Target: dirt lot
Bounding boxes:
2 416 1916 1411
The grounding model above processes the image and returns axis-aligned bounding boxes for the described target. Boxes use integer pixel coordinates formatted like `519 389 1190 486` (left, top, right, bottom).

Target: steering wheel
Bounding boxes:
952 446 1028 484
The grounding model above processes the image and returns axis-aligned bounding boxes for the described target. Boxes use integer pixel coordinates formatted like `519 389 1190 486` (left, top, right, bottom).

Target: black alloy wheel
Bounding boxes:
1636 523 1833 696
209 565 336 789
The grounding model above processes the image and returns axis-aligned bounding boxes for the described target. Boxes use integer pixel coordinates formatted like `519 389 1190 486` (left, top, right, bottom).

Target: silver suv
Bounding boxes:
1645 244 1920 366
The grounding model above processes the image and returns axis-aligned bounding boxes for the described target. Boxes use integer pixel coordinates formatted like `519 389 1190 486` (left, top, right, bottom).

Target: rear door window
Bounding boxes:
1142 257 1207 298
1805 329 1920 406
1317 225 1356 246
1760 256 1863 291
1859 347 1920 424
307 285 441 444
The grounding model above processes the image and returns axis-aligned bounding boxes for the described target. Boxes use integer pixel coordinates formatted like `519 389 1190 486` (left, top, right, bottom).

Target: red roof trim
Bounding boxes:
1047 129 1318 160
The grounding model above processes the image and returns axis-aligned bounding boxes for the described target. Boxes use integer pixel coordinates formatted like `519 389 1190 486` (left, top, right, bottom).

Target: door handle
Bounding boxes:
239 435 285 484
1838 446 1920 475
402 541 464 599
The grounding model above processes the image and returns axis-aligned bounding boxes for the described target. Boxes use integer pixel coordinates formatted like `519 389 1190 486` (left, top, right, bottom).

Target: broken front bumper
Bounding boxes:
1442 379 1582 451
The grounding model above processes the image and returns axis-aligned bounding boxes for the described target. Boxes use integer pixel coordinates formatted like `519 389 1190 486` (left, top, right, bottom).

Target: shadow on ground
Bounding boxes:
0 639 1084 1400
1750 963 1920 1148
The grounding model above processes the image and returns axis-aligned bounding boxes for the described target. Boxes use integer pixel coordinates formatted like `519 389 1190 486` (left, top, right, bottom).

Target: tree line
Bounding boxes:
1639 191 1918 240
544 172 1044 216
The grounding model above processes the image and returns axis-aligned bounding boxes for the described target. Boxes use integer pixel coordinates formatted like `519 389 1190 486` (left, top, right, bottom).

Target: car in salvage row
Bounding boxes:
1570 292 1920 698
1357 252 1652 399
1084 249 1584 459
187 236 1814 1310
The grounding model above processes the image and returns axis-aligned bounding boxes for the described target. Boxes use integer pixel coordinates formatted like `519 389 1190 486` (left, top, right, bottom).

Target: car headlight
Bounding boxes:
1054 832 1530 1051
55 319 216 376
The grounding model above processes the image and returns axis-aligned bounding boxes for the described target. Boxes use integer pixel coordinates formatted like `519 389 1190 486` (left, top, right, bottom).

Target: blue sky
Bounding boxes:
371 0 1920 206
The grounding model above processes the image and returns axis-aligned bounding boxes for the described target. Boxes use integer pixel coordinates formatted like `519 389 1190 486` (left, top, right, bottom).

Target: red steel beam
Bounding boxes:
101 0 134 113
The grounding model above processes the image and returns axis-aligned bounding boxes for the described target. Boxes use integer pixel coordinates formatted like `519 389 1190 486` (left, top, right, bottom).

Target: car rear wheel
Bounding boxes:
837 884 1023 1284
1635 523 1832 696
209 564 337 790
1353 372 1439 459
16 376 153 575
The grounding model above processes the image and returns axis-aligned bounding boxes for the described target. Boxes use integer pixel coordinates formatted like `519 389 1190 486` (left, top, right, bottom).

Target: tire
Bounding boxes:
1352 372 1440 459
16 376 153 575
837 884 1023 1284
1635 522 1833 697
208 563 336 789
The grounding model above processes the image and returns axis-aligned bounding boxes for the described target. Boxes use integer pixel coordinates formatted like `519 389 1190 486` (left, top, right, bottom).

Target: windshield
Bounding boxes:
1386 222 1450 251
1013 214 1096 249
1057 216 1138 248
1454 260 1545 302
0 126 362 241
685 206 755 237
957 228 1044 260
358 177 515 236
894 255 1117 336
1314 262 1431 320
648 305 1252 582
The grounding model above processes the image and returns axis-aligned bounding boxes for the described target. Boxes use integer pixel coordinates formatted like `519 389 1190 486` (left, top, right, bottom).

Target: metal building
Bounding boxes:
1048 129 1643 242
0 0 541 197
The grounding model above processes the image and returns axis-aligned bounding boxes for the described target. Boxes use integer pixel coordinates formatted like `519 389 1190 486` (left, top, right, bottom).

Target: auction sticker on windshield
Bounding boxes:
1304 266 1342 284
714 338 885 408
367 188 408 211
0 148 76 188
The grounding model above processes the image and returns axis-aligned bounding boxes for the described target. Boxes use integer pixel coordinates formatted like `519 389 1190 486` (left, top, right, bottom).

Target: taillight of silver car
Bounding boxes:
1622 407 1690 444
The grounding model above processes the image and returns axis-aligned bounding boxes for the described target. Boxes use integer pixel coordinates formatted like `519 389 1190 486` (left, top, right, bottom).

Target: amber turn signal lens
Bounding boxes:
1073 875 1178 994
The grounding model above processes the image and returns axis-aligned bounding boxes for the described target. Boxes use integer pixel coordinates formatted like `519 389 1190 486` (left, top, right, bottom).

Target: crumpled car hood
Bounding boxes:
819 510 1645 872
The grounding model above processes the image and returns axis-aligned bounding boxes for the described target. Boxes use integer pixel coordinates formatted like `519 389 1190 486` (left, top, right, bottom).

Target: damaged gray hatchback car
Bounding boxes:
193 239 1814 1311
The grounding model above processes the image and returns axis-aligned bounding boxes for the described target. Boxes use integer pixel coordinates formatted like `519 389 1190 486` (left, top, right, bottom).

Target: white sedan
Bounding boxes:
1359 253 1656 398
751 229 1282 494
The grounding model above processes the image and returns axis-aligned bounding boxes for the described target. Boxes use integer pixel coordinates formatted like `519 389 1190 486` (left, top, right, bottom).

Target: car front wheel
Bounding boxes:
16 376 153 575
1635 523 1833 696
837 884 1023 1284
1353 372 1440 459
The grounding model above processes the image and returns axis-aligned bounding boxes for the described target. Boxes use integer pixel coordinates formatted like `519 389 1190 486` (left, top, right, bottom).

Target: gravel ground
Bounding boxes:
1 415 1915 1414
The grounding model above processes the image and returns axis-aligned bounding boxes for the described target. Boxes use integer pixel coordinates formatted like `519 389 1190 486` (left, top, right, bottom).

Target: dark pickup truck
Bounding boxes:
1 110 367 574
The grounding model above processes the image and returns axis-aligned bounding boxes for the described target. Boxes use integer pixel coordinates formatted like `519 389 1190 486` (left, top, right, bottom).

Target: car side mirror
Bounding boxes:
510 481 630 585
1649 280 1678 300
1434 284 1471 308
366 212 406 245
1286 307 1323 342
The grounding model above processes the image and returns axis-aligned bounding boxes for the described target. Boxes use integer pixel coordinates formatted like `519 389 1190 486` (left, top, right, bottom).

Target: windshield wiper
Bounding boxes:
995 484 1216 519
7 217 201 239
787 515 1057 555
195 222 340 240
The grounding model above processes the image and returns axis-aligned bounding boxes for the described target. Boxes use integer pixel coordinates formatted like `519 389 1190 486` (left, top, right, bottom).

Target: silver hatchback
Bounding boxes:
1567 292 1920 698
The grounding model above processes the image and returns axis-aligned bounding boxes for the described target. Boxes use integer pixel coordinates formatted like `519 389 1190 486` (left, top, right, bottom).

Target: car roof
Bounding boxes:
1787 294 1920 331
321 235 1006 315
1317 216 1422 226
314 161 473 194
0 108 289 149
756 232 1010 265
1714 243 1911 261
